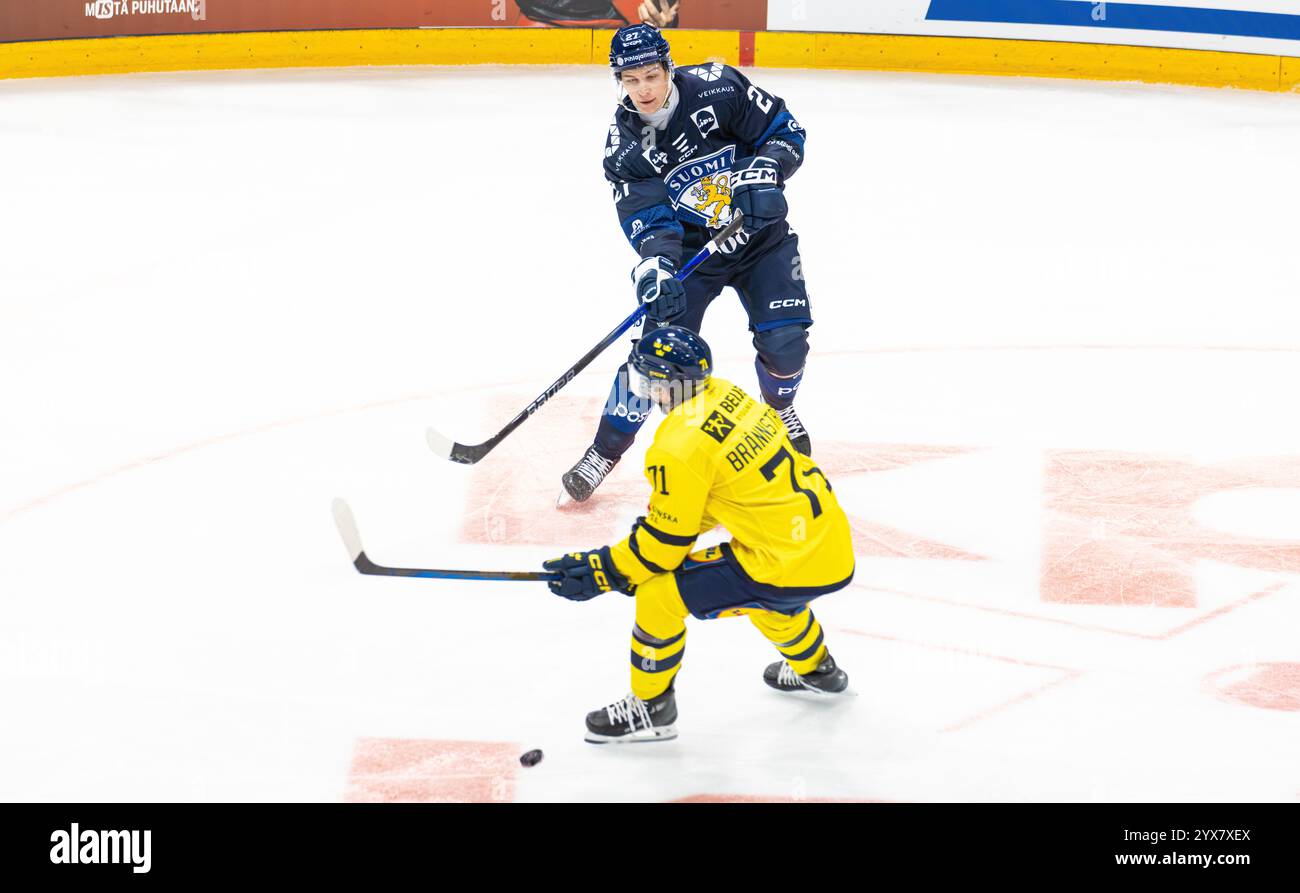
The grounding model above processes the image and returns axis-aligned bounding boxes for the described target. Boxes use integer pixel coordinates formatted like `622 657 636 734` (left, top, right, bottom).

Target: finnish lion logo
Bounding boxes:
689 174 733 229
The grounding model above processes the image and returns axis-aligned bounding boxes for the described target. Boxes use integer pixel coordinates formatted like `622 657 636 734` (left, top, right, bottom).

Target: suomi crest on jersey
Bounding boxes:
664 144 738 230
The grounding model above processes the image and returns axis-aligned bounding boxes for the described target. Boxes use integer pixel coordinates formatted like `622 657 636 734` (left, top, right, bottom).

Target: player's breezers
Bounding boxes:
561 24 815 504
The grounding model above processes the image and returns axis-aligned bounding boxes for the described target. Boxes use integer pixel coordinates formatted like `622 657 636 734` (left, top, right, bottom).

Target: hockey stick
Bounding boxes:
427 210 745 465
332 498 559 582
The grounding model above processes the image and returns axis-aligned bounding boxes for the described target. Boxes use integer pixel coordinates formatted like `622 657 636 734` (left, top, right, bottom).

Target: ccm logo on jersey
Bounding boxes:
769 298 808 309
670 132 698 162
691 106 719 138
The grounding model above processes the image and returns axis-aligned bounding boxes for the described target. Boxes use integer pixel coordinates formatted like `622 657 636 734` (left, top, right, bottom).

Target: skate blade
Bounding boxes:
770 685 855 702
584 724 678 744
556 487 593 509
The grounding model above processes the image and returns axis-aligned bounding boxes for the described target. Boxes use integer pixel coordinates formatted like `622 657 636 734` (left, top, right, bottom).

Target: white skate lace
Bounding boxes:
776 405 807 440
573 448 616 489
777 662 805 688
605 693 653 732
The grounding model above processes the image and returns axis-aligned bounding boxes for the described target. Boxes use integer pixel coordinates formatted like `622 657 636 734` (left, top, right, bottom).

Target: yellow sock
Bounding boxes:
750 607 827 676
630 572 689 700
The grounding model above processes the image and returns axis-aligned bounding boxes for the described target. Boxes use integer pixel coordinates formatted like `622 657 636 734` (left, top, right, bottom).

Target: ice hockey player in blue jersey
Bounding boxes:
562 23 815 503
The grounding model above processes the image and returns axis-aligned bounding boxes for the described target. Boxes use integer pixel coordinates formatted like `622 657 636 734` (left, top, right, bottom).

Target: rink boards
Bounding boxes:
2 17 1300 92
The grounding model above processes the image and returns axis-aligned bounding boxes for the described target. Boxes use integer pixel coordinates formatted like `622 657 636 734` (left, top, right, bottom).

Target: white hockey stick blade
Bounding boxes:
425 427 454 460
331 498 365 562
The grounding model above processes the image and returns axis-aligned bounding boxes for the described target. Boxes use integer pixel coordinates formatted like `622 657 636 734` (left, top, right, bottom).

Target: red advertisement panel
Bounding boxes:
0 1 767 44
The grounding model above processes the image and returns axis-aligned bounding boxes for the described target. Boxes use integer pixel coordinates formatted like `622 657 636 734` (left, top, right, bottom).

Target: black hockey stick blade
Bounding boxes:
331 498 558 582
426 211 746 465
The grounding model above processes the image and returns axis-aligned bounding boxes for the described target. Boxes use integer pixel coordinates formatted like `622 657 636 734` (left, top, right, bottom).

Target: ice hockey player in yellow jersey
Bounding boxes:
543 326 855 743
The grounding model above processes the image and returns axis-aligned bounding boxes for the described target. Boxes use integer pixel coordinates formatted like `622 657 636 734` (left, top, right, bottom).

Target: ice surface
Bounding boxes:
1 65 1299 801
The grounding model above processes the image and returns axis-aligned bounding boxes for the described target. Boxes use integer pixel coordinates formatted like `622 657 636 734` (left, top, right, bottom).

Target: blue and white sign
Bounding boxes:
767 1 1300 57
927 1 1300 42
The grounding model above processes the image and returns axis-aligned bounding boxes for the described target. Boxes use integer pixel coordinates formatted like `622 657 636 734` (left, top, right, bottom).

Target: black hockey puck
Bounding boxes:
519 749 544 768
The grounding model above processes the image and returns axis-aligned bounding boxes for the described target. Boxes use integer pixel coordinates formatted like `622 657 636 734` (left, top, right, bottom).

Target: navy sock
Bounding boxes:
594 367 652 460
755 358 804 410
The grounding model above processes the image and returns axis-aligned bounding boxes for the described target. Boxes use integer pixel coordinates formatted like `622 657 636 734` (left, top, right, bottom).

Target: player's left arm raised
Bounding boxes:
719 68 808 233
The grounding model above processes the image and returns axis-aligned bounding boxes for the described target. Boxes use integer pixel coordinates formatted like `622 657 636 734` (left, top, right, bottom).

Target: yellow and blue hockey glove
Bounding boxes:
543 547 633 601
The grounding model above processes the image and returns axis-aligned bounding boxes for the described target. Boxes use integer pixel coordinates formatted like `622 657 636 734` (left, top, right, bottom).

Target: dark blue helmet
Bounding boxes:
609 24 674 79
630 326 712 387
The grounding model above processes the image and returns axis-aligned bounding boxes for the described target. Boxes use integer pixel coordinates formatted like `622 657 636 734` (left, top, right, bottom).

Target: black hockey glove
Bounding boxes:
730 156 787 235
632 256 688 325
543 547 634 602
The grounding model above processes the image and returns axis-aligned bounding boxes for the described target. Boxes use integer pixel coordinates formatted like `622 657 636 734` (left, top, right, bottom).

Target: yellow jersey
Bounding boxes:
609 377 855 590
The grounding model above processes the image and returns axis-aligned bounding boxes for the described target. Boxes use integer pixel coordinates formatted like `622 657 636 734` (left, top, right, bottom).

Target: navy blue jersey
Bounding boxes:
603 63 806 266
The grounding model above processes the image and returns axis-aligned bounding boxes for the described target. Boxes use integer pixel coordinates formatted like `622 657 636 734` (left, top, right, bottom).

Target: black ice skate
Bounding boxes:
764 652 849 697
773 404 812 456
584 687 678 744
559 444 619 505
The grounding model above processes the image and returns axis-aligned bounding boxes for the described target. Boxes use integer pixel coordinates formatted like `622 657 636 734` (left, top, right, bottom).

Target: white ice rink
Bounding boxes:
2 64 1299 802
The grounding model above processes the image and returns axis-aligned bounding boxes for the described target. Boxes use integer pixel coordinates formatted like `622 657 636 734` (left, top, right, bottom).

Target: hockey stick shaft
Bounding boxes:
332 499 559 583
428 211 745 465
